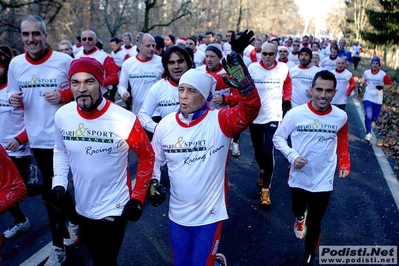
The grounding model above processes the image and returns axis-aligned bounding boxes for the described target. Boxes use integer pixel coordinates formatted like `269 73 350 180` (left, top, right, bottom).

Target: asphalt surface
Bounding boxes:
1 96 398 266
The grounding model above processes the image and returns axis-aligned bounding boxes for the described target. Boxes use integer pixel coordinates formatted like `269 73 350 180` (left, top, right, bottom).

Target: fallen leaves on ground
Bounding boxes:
376 86 399 170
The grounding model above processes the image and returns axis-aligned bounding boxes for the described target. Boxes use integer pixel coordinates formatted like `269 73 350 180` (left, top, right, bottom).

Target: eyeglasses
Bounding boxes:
262 52 275 56
82 37 94 42
168 58 185 65
279 50 288 53
186 42 195 46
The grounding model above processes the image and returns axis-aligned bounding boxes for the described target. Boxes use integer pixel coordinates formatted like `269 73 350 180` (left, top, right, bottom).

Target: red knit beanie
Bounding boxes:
68 57 105 86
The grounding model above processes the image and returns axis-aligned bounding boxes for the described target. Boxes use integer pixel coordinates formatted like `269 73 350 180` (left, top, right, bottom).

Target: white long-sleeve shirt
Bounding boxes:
273 102 350 192
0 84 30 157
53 99 154 219
138 77 180 133
7 51 71 149
289 65 321 108
118 55 163 115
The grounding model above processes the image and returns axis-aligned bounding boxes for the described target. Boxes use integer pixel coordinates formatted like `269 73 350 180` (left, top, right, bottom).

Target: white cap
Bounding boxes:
179 69 216 101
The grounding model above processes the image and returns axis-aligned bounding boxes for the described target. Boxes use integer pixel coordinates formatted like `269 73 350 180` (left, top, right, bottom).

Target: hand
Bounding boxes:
222 52 255 96
339 170 350 178
50 186 66 210
230 29 255 54
122 199 143 221
149 179 167 207
122 92 131 102
4 139 20 152
44 91 62 104
376 85 384 90
9 92 23 107
212 94 224 106
294 156 307 169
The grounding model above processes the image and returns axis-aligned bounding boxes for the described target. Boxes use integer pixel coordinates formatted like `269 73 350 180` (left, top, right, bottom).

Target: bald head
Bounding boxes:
138 33 155 60
81 30 98 52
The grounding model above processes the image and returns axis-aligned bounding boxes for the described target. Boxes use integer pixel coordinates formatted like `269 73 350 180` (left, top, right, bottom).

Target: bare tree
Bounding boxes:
142 0 192 32
345 0 375 42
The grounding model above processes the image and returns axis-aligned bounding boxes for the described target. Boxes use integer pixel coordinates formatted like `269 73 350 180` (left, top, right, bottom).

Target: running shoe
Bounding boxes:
294 211 307 240
364 133 372 142
3 217 31 239
230 142 240 157
63 222 79 247
44 246 66 266
214 253 227 266
260 188 271 206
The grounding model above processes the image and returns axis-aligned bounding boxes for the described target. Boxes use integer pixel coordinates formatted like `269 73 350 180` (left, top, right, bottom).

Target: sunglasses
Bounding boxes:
262 52 275 56
82 37 94 42
279 50 288 53
168 58 185 65
186 42 195 45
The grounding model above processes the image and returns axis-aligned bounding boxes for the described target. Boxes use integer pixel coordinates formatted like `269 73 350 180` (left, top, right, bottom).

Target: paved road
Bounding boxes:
1 96 398 266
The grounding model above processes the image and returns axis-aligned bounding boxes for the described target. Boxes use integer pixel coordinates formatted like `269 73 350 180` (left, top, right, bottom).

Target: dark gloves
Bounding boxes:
376 85 384 90
282 100 292 116
222 52 255 96
230 29 255 54
149 179 167 207
122 199 143 221
50 186 66 211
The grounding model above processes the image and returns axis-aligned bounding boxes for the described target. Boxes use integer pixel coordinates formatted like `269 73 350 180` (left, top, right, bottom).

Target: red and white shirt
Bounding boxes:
331 68 355 105
53 99 154 219
362 69 393 104
0 83 30 157
273 102 350 192
7 50 72 149
289 65 321 107
249 61 292 124
151 89 260 226
118 55 164 115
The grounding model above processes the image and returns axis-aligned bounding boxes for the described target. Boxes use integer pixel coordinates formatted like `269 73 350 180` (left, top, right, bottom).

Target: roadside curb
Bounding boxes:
351 95 399 210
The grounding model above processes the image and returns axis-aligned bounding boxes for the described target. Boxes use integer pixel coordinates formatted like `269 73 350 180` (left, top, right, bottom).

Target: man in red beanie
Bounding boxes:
52 57 157 265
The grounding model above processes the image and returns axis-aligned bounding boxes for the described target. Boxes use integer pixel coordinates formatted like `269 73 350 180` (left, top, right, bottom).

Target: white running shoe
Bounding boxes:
294 211 307 240
3 217 31 239
215 253 227 266
364 133 372 142
44 246 66 266
230 142 240 157
63 222 79 247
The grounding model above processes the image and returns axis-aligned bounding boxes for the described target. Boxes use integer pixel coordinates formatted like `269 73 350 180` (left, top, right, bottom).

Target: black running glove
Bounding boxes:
50 186 66 211
149 179 167 207
230 29 255 54
122 199 143 221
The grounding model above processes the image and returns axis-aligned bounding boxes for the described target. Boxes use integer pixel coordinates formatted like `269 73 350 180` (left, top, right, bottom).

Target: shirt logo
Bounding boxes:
18 75 58 88
61 123 114 143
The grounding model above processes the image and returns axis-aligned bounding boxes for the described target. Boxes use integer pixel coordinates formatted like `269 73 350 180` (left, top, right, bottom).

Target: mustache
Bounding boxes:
76 94 93 99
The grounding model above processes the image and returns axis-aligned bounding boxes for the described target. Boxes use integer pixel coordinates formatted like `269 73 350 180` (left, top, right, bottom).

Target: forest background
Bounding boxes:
1 0 399 167
0 0 398 67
